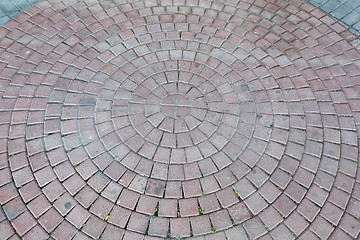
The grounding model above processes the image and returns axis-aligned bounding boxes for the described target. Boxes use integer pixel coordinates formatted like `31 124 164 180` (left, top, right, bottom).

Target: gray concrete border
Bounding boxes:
0 0 42 26
304 0 360 37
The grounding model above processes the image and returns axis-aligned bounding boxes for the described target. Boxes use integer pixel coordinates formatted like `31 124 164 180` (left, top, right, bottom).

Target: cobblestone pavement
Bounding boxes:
2 0 360 39
0 0 360 239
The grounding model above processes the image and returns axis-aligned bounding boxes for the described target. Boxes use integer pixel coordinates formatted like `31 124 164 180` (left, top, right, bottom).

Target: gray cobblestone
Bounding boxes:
0 0 41 26
0 15 10 26
309 0 328 7
14 0 33 12
321 0 342 12
306 0 360 37
331 4 352 19
343 11 360 26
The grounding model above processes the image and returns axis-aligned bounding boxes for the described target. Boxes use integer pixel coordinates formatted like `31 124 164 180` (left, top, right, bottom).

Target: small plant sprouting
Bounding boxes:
199 207 204 215
211 226 216 233
152 206 158 219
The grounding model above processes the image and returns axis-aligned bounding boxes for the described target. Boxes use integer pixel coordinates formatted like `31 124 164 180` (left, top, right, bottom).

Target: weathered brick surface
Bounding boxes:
0 0 359 239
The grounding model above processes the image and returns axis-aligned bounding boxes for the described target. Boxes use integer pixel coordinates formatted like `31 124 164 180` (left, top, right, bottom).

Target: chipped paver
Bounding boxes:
0 0 360 239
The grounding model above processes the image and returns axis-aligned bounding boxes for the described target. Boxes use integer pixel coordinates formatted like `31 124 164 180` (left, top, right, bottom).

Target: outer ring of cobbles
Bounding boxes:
0 0 359 239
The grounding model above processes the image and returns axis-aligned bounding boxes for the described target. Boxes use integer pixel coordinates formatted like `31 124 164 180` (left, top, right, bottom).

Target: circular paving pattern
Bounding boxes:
0 0 360 239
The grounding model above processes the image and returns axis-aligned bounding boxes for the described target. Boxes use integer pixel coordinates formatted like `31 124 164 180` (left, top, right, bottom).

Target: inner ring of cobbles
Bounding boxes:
107 69 247 163
121 77 211 135
86 42 269 168
67 39 280 194
90 55 264 167
144 81 207 129
160 94 192 119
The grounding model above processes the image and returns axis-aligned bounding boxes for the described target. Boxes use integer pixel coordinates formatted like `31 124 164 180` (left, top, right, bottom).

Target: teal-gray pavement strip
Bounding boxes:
305 0 360 37
0 0 41 24
0 0 359 38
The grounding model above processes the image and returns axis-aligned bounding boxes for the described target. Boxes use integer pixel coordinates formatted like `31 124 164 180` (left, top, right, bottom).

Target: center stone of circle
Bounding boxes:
160 94 191 119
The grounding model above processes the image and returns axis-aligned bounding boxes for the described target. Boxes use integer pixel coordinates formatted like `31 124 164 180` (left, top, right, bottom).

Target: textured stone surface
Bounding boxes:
2 0 360 39
0 0 360 239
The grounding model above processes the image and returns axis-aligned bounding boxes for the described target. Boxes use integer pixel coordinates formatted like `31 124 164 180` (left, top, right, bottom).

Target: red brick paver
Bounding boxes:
0 0 359 239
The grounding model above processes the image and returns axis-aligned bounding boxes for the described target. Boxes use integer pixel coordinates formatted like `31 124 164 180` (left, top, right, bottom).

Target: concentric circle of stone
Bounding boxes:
98 57 254 166
1 0 360 239
161 94 191 119
139 79 208 132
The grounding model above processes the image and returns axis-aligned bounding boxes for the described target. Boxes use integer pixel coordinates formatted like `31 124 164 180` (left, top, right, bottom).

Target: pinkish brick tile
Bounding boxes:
135 195 158 216
87 172 110 193
320 202 344 226
128 175 148 194
3 197 26 221
182 179 202 198
11 211 37 236
127 212 150 234
170 217 191 238
100 225 125 240
38 208 63 233
13 166 34 187
176 198 197 218
66 205 90 229
51 220 77 240
0 221 14 239
158 199 178 218
258 181 281 203
328 187 350 209
82 215 106 239
0 183 18 204
232 178 256 200
89 196 113 219
101 181 123 203
200 175 220 194
198 193 220 214
210 209 233 231
148 217 169 237
285 211 309 236
243 217 267 239
117 188 139 210
338 213 360 238
244 192 268 215
259 206 283 230
273 194 296 217
270 224 295 240
27 194 51 218
108 205 131 228
310 216 335 239
190 215 212 236
216 187 239 208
